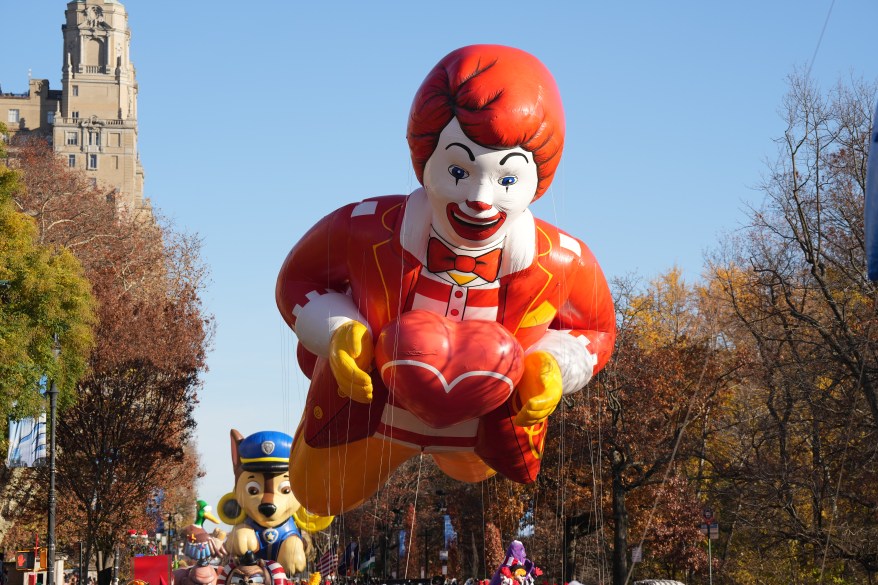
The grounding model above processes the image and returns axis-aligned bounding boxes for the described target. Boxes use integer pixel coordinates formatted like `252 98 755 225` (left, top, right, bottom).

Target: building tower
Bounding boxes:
52 0 146 214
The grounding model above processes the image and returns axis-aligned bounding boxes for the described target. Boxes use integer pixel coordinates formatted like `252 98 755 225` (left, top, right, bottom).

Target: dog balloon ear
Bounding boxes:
292 507 334 532
230 429 244 472
218 492 247 524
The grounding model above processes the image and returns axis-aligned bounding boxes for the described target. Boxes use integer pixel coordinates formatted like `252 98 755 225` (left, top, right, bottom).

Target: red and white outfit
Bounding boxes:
277 189 615 482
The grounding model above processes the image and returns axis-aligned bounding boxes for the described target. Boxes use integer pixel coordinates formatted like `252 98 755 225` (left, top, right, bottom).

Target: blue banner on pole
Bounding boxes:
6 415 47 467
443 514 456 549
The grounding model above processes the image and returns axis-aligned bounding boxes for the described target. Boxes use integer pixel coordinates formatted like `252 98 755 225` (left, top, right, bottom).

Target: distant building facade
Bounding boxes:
0 0 146 214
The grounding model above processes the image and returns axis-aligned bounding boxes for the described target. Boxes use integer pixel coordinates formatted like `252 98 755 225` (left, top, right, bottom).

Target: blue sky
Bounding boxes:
4 1 877 529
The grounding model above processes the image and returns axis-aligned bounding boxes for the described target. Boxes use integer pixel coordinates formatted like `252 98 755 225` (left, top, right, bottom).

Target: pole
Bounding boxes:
382 532 387 580
708 535 713 585
47 336 60 585
112 545 119 584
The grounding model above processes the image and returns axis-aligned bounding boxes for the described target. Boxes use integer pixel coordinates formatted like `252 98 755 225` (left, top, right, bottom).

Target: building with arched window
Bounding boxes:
0 0 147 215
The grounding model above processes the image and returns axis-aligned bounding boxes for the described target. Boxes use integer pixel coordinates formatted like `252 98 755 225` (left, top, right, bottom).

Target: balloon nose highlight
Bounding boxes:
258 503 277 517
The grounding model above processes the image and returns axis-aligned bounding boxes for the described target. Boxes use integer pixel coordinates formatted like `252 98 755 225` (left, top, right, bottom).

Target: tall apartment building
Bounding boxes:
0 0 147 214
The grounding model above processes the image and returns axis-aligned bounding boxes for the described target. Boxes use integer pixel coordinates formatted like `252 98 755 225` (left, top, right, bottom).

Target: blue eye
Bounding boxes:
499 176 517 187
448 165 469 185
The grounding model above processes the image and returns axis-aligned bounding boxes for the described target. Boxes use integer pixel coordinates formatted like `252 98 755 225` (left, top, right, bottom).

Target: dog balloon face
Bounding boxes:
234 469 296 527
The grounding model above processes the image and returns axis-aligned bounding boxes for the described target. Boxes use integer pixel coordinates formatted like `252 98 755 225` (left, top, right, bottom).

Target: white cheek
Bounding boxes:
493 183 534 213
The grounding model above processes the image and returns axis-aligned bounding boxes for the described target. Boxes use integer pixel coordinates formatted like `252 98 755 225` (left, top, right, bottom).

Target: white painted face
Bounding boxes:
423 117 539 247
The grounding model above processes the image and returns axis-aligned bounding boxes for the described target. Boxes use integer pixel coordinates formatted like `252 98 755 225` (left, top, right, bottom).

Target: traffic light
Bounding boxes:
38 547 47 569
15 550 35 571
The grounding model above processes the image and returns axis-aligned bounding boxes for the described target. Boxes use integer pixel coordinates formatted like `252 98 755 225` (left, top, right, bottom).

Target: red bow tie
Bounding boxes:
426 238 502 282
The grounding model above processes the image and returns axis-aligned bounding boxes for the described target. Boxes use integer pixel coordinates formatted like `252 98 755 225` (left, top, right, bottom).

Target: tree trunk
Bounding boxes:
563 512 595 580
84 539 93 584
470 531 480 579
611 467 629 585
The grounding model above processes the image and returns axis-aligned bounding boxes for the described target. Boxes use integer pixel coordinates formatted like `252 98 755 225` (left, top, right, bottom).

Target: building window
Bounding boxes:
89 131 100 146
88 154 98 170
89 178 97 188
71 111 79 120
68 154 76 168
8 109 19 123
47 111 55 124
112 155 119 169
66 132 78 145
72 85 79 97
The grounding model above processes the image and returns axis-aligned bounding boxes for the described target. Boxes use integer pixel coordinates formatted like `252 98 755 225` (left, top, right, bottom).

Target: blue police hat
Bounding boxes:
238 430 293 472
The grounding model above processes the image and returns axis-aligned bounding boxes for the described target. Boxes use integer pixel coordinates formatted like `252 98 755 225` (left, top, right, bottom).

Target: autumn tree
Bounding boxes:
705 73 878 583
526 270 732 585
1 136 211 577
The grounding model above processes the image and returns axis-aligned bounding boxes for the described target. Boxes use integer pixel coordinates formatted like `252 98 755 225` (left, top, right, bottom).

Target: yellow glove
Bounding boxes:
329 320 374 403
308 573 322 585
513 351 563 427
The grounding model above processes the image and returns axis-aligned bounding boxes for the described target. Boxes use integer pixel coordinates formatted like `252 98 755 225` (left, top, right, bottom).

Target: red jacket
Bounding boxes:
277 194 615 482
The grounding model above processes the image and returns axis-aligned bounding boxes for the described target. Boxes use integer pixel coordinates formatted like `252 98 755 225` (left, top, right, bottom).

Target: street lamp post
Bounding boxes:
46 337 61 585
166 514 172 555
391 508 403 579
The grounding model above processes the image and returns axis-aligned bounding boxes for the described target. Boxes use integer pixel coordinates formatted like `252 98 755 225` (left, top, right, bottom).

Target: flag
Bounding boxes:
866 99 878 280
6 414 47 467
316 549 338 576
358 547 376 572
337 541 358 576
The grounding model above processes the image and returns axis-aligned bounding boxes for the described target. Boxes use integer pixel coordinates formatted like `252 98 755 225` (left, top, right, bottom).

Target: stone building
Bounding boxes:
0 0 147 214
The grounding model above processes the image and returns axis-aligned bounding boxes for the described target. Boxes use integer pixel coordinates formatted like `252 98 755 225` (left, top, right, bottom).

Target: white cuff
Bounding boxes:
526 330 597 394
293 292 369 358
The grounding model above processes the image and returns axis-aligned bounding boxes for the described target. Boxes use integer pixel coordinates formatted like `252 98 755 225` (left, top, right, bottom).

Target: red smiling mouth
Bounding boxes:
446 203 507 242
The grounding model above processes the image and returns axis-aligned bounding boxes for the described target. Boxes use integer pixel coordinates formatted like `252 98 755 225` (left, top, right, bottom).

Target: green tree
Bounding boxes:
0 120 94 426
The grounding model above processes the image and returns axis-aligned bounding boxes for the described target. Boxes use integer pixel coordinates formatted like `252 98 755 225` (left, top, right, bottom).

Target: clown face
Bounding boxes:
423 117 539 247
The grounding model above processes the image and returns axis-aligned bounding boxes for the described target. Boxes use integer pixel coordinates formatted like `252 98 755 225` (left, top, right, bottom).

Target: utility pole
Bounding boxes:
46 336 61 585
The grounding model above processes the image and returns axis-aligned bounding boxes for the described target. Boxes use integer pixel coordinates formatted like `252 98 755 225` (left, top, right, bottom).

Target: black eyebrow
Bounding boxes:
445 142 475 161
500 152 529 165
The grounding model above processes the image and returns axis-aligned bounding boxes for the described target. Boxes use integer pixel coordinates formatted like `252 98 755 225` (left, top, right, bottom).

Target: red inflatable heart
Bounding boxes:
375 310 524 428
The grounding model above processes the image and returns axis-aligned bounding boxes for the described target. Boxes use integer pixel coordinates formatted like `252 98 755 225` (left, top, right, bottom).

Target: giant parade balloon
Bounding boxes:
276 44 616 516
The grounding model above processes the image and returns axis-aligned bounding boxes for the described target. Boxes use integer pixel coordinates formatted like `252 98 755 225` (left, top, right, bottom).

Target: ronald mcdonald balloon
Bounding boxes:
277 44 616 515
